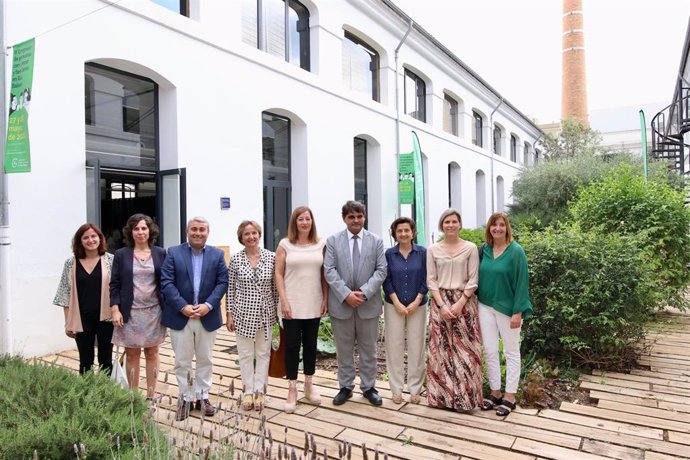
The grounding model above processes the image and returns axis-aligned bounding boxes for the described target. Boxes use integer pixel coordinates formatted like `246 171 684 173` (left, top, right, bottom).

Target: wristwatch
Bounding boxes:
436 302 446 309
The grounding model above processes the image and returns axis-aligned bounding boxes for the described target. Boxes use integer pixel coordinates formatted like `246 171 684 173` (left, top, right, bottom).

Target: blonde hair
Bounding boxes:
437 208 462 231
237 220 262 245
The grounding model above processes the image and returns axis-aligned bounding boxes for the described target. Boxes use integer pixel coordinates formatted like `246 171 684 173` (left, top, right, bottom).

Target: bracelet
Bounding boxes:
463 292 472 300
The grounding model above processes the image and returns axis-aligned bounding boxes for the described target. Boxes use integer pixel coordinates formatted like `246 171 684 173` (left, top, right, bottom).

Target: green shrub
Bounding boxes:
510 152 682 230
459 228 484 246
317 316 337 355
0 356 170 459
520 224 655 369
570 164 690 309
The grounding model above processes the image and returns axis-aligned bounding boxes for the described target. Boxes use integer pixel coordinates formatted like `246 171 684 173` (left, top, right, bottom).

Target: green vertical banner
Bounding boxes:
411 132 426 246
398 153 414 204
639 109 648 182
398 133 427 245
4 38 35 173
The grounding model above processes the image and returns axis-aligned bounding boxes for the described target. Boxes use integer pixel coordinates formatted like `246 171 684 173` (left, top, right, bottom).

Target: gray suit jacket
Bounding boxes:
324 229 387 320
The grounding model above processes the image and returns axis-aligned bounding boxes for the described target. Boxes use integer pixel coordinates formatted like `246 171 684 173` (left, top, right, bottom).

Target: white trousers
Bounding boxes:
169 319 217 402
478 302 521 394
384 302 427 395
236 326 271 394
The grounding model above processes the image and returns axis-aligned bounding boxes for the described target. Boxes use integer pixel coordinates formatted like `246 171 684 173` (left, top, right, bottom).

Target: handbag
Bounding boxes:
268 325 287 378
110 346 129 390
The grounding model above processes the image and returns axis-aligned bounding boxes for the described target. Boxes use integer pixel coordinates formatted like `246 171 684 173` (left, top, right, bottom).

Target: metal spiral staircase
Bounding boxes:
651 78 690 174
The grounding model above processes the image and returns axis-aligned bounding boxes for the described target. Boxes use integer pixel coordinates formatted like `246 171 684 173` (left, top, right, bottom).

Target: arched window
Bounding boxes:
475 170 486 225
472 111 483 147
242 0 310 71
523 142 530 165
85 63 187 250
493 123 502 155
262 111 291 249
443 93 458 136
342 32 379 102
510 134 518 162
404 69 426 122
448 162 461 210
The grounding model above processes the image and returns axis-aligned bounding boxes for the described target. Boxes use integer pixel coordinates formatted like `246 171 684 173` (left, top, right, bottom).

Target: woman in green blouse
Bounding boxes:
477 212 532 416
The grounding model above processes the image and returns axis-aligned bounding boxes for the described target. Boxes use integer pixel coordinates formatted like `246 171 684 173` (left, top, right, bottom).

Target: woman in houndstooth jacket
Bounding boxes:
226 220 278 412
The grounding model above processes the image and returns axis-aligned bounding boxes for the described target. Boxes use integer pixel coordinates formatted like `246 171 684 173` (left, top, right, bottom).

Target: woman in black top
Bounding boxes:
53 224 114 374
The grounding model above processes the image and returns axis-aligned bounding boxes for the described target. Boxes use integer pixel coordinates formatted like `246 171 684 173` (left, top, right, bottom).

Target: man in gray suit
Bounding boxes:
324 200 387 406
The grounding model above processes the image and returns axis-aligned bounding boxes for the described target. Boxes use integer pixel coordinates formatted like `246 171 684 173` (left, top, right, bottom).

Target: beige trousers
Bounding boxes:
384 302 427 395
169 319 217 402
236 326 271 394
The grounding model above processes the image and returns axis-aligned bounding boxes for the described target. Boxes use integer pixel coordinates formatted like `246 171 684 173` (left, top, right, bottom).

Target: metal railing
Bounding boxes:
651 79 690 174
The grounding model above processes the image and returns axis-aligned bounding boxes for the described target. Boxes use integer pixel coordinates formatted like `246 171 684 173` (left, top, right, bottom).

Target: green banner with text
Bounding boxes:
398 153 414 204
4 38 35 173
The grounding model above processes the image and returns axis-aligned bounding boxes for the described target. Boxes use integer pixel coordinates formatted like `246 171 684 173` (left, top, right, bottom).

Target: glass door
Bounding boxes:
158 168 187 248
86 162 186 251
263 181 290 250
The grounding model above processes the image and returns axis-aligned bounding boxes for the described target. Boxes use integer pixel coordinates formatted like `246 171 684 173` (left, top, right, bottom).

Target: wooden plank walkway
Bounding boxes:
38 312 690 459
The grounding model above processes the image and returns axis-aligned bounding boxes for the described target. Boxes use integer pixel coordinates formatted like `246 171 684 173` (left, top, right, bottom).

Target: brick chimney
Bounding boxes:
562 0 589 126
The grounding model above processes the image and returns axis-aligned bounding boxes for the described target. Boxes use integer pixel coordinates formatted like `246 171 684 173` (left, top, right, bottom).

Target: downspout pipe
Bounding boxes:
680 73 690 88
394 19 413 216
0 0 12 355
489 97 504 215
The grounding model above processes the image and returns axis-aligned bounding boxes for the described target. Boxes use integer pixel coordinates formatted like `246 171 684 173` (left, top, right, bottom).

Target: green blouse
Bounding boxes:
477 241 532 319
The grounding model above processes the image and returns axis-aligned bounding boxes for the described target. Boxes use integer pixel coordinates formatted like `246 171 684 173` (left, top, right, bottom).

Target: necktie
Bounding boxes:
352 235 360 284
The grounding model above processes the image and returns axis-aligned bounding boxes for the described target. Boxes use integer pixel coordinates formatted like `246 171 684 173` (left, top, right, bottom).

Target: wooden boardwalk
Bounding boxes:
40 312 690 459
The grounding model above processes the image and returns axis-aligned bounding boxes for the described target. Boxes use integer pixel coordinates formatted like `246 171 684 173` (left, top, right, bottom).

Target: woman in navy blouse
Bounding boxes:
383 217 428 404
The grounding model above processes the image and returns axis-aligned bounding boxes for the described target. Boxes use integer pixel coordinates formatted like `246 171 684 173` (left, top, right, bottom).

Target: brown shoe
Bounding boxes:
195 398 216 416
175 400 190 421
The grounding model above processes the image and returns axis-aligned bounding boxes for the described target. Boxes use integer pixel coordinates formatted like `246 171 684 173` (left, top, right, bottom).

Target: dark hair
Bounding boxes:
484 212 514 246
237 220 262 245
122 213 159 247
389 217 416 242
341 200 366 217
437 208 462 231
72 223 107 259
287 206 319 244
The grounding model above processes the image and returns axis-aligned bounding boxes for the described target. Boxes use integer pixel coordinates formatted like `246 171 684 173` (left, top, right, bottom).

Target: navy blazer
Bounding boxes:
109 246 167 323
160 243 228 332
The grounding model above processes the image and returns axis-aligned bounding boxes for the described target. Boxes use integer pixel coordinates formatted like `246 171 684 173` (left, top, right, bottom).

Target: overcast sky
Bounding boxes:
392 0 690 124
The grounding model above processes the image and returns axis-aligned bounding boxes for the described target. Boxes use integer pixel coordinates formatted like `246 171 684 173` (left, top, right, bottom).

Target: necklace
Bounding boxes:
134 248 151 262
247 251 260 266
493 242 508 258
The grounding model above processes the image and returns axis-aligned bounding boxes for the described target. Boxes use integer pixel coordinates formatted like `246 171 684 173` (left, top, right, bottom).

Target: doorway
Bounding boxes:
86 163 186 250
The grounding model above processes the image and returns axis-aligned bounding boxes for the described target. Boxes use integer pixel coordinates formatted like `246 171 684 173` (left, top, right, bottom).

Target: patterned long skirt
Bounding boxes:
426 288 484 411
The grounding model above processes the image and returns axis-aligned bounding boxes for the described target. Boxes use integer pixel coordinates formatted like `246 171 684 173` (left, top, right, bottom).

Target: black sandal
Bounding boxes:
496 399 516 416
481 394 502 411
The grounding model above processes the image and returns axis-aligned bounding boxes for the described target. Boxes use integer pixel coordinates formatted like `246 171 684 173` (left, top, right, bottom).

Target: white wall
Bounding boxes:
5 0 540 356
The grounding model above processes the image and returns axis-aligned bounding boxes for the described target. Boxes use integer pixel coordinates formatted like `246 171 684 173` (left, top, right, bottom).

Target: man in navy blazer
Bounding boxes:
324 201 387 406
161 217 228 421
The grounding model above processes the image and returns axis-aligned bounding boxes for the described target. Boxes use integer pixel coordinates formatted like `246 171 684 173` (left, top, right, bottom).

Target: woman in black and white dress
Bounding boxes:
226 220 278 411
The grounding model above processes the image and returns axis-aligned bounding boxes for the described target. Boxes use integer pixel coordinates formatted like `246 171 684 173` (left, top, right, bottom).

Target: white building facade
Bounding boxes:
4 0 541 357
